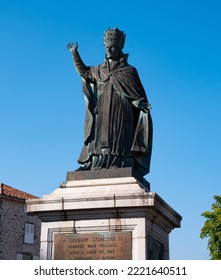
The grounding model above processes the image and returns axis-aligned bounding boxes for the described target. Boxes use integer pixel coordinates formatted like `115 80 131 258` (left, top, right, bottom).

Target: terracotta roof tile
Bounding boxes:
0 183 38 200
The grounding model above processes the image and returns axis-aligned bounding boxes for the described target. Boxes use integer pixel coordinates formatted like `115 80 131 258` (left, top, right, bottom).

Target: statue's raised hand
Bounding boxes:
67 42 78 52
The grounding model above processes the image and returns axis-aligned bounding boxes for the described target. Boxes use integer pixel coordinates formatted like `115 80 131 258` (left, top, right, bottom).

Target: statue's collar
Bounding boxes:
105 53 129 64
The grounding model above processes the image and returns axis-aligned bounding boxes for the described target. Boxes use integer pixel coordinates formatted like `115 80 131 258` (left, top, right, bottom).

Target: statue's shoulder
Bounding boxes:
90 63 107 79
91 62 107 71
122 58 137 73
124 63 139 75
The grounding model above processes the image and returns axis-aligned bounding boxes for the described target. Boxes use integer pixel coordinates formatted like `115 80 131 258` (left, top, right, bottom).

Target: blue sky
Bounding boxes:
1 0 221 260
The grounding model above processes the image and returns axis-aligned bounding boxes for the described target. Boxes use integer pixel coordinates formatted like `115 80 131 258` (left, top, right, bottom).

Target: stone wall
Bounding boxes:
0 197 41 260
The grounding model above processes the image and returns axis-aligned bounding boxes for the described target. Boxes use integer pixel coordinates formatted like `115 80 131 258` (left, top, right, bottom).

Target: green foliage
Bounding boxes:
200 195 221 260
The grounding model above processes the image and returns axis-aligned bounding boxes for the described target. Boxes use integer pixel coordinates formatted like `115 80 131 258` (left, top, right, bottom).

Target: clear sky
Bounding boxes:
1 0 221 260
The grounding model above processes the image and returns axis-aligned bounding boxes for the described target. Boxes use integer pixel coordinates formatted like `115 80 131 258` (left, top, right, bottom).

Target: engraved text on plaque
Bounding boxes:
54 231 132 260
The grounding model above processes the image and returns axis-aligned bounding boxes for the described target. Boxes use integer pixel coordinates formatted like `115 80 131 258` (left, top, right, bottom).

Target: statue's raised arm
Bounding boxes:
67 41 91 79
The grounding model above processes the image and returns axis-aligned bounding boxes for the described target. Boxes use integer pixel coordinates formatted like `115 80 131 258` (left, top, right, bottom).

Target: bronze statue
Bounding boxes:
67 28 152 176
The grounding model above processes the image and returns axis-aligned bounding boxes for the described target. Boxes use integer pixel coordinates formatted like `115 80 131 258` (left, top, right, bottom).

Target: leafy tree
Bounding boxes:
200 195 221 260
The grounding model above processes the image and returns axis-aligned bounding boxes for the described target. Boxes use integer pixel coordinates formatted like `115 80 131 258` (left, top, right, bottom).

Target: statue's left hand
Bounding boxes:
67 42 78 52
132 99 151 112
143 102 152 112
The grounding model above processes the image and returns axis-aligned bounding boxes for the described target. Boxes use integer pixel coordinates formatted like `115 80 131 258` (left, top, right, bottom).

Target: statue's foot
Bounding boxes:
76 161 92 171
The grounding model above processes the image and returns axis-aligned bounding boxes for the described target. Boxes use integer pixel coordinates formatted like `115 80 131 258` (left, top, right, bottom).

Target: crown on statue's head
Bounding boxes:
104 28 126 50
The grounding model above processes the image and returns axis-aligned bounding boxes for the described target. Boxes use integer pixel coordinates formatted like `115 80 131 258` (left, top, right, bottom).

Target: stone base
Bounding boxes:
26 175 181 260
66 167 150 190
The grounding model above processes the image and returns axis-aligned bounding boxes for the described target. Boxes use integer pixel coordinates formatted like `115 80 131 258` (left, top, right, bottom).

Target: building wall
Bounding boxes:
0 197 41 260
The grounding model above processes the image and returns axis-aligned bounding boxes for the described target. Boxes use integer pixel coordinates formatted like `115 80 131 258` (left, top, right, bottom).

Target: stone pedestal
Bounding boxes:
26 170 181 260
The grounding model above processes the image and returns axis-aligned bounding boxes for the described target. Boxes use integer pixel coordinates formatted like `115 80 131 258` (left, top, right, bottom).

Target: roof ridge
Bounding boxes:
0 183 38 200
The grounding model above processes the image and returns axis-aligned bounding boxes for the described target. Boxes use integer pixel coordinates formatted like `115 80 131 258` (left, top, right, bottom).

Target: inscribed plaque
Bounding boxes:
54 231 132 260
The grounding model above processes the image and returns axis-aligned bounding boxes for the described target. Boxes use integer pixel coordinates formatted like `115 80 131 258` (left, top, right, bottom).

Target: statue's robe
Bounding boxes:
73 52 153 175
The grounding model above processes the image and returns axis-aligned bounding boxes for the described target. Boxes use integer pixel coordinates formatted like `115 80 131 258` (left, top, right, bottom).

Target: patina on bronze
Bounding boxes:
54 231 132 260
67 28 153 176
